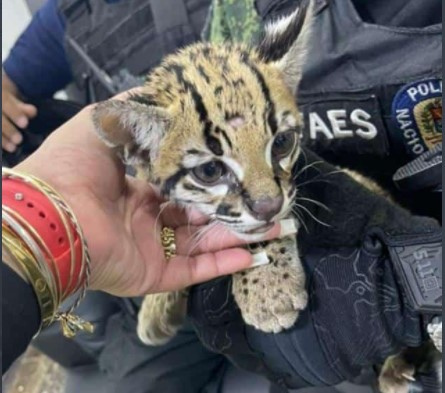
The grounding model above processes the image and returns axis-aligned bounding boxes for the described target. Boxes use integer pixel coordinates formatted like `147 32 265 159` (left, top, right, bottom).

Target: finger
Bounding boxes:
2 135 16 153
2 116 22 148
3 95 36 129
161 204 210 227
20 102 38 119
175 222 281 256
158 248 253 291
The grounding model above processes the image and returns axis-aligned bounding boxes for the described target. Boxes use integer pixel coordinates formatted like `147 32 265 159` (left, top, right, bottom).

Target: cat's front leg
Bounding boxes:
232 236 307 333
137 290 188 346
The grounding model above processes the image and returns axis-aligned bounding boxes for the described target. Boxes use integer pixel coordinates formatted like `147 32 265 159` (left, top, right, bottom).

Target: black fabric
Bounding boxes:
294 0 441 185
188 148 440 389
350 0 442 27
2 264 41 373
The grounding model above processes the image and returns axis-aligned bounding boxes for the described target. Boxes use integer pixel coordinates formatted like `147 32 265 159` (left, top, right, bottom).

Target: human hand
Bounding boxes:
16 106 281 297
2 72 37 153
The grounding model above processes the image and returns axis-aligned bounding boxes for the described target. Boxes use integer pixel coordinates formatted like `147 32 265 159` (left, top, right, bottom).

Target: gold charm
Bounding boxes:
59 313 95 338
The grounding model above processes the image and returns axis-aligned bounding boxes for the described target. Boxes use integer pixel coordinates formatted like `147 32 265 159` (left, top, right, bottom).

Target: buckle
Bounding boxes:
393 143 442 192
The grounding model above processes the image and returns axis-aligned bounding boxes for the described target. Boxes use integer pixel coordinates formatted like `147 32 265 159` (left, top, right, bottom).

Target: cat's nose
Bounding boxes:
246 195 284 222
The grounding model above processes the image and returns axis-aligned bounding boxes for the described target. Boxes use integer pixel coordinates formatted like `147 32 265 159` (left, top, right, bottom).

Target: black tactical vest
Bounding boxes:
294 0 442 178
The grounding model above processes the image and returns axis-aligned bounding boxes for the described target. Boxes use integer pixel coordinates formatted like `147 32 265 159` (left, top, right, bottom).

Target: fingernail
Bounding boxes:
11 133 22 144
279 218 298 237
16 116 28 129
250 251 269 267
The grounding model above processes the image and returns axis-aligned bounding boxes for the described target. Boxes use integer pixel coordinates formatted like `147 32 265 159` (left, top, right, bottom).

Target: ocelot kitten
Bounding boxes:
91 3 432 393
93 3 313 338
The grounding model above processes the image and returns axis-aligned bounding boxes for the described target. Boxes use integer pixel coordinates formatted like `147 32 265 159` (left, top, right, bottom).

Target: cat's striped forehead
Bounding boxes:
144 43 301 175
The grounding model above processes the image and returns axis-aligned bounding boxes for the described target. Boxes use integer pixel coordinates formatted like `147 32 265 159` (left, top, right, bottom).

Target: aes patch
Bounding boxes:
392 78 442 158
299 93 389 156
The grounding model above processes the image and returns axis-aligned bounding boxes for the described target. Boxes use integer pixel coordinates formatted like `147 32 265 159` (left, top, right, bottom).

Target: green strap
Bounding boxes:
203 0 262 45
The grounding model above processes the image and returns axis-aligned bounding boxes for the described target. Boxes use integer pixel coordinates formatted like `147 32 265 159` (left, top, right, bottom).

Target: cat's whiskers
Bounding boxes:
292 203 331 228
293 160 324 181
294 169 343 189
155 201 173 237
187 220 219 258
183 204 195 236
295 196 331 212
284 190 309 233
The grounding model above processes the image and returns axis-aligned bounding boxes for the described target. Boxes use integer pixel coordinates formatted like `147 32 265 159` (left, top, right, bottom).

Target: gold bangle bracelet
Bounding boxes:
2 168 91 303
3 206 63 300
2 214 59 307
2 167 94 338
3 224 94 337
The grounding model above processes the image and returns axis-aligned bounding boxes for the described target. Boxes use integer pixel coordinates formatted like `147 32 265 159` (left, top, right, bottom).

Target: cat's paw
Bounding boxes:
137 291 187 346
378 354 415 393
137 319 176 346
233 262 307 334
246 285 307 333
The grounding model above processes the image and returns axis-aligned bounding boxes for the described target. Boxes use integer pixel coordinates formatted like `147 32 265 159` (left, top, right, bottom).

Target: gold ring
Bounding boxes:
161 227 176 260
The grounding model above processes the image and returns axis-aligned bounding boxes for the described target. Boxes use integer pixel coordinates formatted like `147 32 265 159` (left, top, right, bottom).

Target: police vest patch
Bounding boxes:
392 79 442 158
299 93 389 156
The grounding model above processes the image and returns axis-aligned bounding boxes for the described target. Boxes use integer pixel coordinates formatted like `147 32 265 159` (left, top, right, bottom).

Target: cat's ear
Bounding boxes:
258 0 314 94
92 98 170 165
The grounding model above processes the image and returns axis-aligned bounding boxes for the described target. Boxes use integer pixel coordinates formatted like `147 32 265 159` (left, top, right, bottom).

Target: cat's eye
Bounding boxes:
191 161 226 185
272 131 297 159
